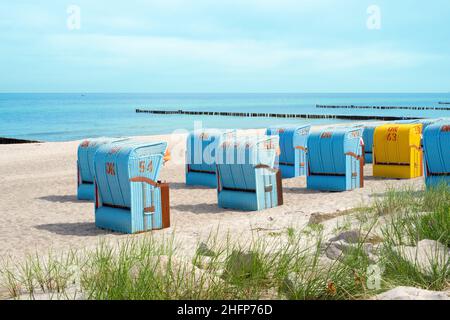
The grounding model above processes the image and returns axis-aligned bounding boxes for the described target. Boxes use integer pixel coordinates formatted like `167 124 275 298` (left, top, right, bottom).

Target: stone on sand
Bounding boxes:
324 238 378 263
373 286 449 300
329 229 362 244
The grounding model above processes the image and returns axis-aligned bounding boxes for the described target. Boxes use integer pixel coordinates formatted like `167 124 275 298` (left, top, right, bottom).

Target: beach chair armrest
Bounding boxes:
295 146 307 152
144 206 155 213
129 176 159 187
345 152 362 160
254 164 278 173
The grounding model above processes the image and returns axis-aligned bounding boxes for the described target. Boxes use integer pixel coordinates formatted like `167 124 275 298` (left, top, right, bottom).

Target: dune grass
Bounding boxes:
0 231 377 300
374 184 449 291
1 185 449 300
374 183 449 247
81 231 377 300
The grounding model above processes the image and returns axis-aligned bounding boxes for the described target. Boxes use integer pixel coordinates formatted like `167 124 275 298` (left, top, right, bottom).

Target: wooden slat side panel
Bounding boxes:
160 183 171 229
276 170 283 206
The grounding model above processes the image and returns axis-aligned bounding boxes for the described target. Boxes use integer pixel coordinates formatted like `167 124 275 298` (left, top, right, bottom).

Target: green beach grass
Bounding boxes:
1 185 448 300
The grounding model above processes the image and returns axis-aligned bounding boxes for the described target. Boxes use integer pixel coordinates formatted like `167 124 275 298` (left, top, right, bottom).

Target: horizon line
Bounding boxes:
1 91 449 95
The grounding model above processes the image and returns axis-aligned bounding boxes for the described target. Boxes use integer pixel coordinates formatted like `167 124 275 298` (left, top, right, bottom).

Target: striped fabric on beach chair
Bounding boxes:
185 129 236 187
93 141 170 234
423 120 450 188
77 137 128 200
307 127 364 192
216 135 283 211
266 124 311 178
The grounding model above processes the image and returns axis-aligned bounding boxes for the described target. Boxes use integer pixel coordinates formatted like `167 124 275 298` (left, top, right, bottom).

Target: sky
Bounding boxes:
0 0 449 93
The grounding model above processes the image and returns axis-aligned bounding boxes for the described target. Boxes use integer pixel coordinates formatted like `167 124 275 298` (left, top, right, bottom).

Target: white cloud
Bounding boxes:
0 3 60 30
46 33 436 73
93 17 153 30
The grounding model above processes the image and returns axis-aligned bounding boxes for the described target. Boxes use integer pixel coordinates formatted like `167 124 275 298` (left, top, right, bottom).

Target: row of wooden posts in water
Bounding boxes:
135 108 421 121
316 104 450 111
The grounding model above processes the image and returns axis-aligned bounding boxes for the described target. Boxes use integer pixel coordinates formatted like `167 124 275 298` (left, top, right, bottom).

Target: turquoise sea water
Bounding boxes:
0 93 449 142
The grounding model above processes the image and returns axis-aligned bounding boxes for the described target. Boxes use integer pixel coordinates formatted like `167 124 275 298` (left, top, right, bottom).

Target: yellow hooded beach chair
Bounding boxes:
373 123 423 179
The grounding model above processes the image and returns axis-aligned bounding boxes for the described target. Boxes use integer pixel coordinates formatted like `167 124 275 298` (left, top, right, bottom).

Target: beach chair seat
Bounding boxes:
186 129 236 187
77 137 128 200
93 141 170 234
423 121 450 187
307 127 364 192
266 124 310 178
216 136 283 211
373 124 423 179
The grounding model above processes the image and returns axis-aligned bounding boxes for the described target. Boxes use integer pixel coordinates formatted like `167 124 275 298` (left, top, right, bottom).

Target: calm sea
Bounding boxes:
0 93 449 142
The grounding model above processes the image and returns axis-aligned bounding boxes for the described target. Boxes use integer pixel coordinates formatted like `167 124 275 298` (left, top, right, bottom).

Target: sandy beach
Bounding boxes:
0 128 425 263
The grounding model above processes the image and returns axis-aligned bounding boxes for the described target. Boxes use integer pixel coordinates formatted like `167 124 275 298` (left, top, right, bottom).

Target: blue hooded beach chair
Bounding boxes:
423 121 450 188
186 129 236 187
77 137 128 200
93 141 170 234
266 124 311 178
216 135 283 211
307 127 364 192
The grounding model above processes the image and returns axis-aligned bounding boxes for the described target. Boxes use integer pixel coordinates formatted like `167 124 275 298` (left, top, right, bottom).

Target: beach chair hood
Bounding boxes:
306 127 364 191
93 141 170 233
77 137 128 200
216 135 283 211
185 128 236 187
266 125 311 178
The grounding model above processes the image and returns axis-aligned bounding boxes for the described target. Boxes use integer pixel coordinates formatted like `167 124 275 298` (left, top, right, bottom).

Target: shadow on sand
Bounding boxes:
167 182 216 190
171 203 226 214
37 195 85 204
282 187 337 195
35 222 117 236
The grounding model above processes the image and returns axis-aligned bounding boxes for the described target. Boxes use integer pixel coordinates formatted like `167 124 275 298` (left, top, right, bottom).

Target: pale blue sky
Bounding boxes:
1 0 449 93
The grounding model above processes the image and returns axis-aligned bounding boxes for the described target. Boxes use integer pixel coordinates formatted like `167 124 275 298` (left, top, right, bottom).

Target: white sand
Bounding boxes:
0 129 423 261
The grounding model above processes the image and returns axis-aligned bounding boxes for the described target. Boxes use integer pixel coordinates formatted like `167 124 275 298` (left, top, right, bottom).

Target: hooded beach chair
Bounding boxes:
93 141 170 234
77 137 128 200
362 120 425 165
373 123 423 179
186 129 236 187
216 135 283 211
266 124 311 178
307 127 364 192
423 121 450 187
